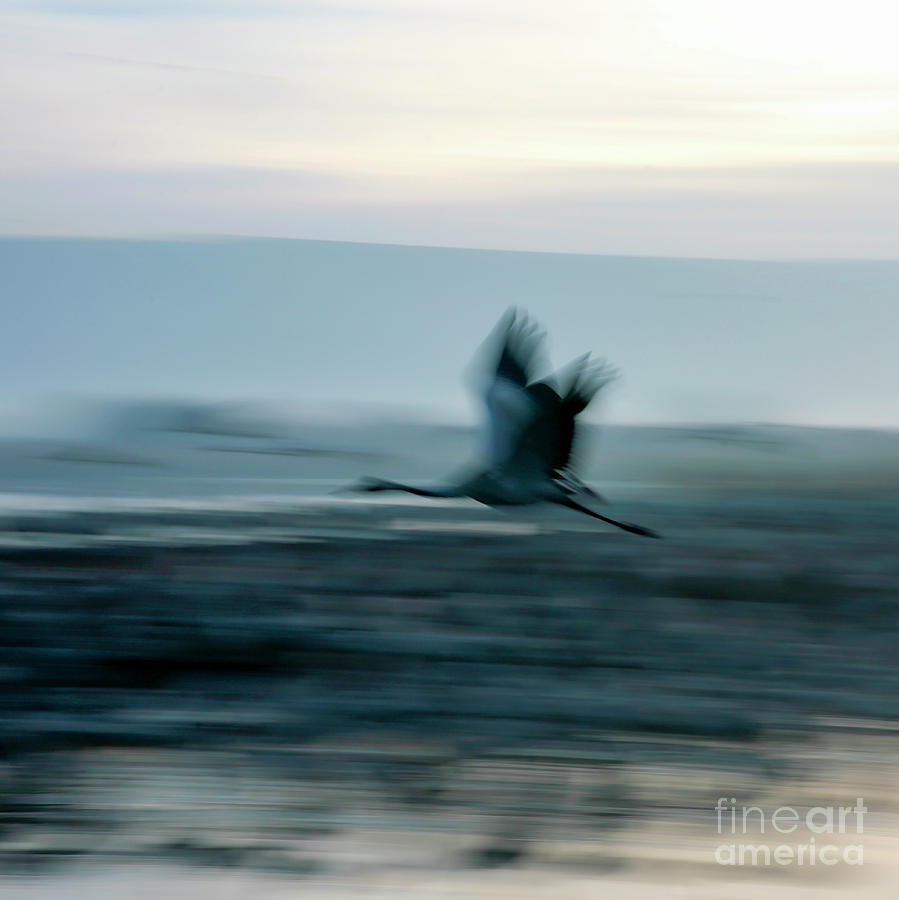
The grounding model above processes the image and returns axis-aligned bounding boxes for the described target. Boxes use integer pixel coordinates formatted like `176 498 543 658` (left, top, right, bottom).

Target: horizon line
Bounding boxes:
2 233 899 266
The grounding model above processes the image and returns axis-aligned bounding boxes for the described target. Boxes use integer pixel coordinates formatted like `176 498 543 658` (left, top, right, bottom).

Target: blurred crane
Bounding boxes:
349 310 659 538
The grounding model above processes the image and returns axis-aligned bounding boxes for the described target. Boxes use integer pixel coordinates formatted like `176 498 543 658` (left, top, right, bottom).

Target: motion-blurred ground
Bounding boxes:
0 412 897 897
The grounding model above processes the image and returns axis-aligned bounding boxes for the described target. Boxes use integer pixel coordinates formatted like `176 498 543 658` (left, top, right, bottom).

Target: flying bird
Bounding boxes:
348 310 659 538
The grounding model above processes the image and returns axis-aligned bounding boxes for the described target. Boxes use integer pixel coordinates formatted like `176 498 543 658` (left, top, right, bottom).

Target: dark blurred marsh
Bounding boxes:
0 459 897 896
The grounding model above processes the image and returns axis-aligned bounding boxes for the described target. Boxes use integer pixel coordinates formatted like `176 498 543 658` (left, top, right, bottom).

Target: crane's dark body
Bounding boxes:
350 311 659 538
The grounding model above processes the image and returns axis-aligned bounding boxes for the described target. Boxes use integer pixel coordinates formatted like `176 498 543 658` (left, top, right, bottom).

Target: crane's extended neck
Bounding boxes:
351 477 465 498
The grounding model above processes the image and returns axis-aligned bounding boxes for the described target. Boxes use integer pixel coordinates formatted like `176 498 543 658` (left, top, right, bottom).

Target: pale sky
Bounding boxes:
2 0 898 257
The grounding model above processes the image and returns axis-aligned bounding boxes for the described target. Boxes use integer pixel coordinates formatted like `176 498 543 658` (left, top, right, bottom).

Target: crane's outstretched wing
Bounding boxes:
481 310 545 468
502 354 616 481
477 312 616 487
550 354 617 475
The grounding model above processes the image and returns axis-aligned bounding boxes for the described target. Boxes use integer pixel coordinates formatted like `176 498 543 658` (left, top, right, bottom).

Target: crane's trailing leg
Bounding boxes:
553 495 660 539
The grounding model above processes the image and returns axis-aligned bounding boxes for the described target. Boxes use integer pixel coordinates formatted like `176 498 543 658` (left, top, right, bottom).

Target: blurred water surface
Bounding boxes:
0 391 896 899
